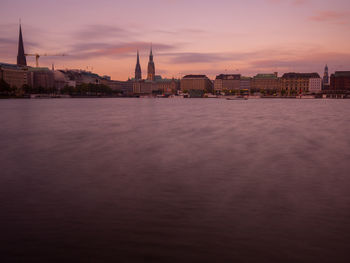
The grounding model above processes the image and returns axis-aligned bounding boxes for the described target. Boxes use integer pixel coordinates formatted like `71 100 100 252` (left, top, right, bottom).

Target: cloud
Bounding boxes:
0 37 16 45
75 24 131 40
245 51 350 74
161 50 273 64
309 11 349 24
164 52 234 64
65 41 176 60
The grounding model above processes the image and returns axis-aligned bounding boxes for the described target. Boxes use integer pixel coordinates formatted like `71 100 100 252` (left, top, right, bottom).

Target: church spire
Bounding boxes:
17 23 27 66
323 64 329 85
147 44 155 81
135 50 142 80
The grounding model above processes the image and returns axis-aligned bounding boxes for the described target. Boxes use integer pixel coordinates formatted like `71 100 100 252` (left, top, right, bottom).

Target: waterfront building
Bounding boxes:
155 78 180 95
251 73 279 94
29 67 55 90
0 63 30 89
17 24 27 66
133 80 155 94
181 75 213 96
135 50 142 80
240 76 251 91
309 77 322 93
147 46 155 81
59 70 102 86
330 71 350 91
133 78 179 95
280 73 320 95
53 70 74 90
100 79 134 95
214 74 241 92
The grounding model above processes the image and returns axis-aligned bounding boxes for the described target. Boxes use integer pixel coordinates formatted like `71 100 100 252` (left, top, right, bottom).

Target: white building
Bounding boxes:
309 78 322 93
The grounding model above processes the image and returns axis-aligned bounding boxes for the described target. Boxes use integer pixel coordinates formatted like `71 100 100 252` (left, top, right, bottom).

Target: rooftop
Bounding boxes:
28 67 51 72
183 75 208 79
254 73 278 79
334 71 350 77
215 74 241 80
0 62 27 70
282 72 320 79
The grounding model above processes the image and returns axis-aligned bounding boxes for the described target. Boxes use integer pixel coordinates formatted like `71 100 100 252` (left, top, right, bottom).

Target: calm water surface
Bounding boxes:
1 98 350 262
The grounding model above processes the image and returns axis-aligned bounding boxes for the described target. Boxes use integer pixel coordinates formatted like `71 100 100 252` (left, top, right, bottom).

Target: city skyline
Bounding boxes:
1 0 350 80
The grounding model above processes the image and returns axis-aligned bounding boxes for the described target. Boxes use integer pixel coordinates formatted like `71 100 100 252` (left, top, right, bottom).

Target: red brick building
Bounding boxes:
330 71 350 91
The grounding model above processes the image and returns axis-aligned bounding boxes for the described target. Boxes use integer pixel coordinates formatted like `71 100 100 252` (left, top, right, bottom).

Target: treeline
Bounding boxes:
0 79 120 97
60 83 115 96
0 79 13 96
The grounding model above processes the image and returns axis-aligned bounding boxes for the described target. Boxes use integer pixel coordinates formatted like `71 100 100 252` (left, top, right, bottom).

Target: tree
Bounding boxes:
22 84 32 94
0 79 11 95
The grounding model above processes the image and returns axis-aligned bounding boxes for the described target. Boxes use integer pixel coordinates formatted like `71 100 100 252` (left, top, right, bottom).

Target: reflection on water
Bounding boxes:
1 98 350 262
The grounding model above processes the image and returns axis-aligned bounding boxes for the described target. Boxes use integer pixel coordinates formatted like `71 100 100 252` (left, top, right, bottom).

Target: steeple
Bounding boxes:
323 64 329 85
147 44 155 81
17 23 27 66
135 50 142 80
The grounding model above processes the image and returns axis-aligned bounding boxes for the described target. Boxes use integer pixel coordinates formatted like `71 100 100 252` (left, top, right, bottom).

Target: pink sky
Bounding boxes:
1 0 350 80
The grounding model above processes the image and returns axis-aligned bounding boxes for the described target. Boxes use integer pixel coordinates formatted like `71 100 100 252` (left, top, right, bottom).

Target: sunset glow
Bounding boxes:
1 0 350 80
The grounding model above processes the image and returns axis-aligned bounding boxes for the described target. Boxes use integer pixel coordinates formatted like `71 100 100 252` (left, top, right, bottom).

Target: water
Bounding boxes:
1 98 350 263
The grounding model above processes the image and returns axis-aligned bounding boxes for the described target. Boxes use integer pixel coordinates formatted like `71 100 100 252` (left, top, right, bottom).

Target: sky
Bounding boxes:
1 0 350 80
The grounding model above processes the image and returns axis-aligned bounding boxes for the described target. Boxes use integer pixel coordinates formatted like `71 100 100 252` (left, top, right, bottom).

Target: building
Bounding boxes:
29 67 55 90
155 79 180 95
181 75 213 96
101 79 134 95
330 71 350 91
309 77 322 93
135 50 142 80
133 78 179 95
280 73 321 95
59 70 101 86
133 80 155 94
251 73 279 94
240 77 251 91
0 63 30 89
214 74 241 92
147 46 155 81
17 24 27 66
53 70 73 90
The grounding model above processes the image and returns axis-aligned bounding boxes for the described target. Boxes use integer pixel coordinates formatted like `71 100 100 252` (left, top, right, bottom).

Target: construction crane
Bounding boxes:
24 53 66 68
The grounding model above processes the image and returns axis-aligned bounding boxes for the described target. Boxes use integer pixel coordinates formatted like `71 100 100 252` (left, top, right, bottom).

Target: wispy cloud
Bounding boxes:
76 25 131 40
309 11 349 24
163 52 234 64
66 41 176 60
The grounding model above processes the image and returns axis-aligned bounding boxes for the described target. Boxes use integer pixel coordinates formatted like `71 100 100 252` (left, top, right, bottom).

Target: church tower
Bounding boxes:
17 23 27 66
135 50 142 80
147 45 155 81
323 64 329 85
